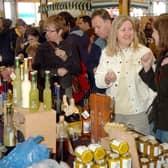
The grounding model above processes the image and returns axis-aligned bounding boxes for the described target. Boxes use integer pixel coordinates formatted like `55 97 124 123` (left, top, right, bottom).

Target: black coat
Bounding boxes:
33 40 81 100
139 50 168 130
0 29 15 66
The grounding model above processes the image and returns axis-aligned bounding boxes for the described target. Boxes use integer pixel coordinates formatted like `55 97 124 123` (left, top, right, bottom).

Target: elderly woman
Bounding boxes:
95 16 156 135
32 14 81 101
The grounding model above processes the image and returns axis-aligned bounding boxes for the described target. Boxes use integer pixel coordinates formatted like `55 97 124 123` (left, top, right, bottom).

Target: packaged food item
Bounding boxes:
88 144 106 160
139 157 149 168
75 145 93 164
147 139 160 158
110 139 129 155
120 153 132 168
107 152 120 168
93 159 107 168
73 157 86 168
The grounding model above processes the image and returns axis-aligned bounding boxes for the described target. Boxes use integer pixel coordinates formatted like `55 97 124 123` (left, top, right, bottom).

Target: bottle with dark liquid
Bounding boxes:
56 113 70 162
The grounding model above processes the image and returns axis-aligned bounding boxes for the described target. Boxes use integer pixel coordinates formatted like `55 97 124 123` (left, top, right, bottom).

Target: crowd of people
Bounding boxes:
0 10 168 142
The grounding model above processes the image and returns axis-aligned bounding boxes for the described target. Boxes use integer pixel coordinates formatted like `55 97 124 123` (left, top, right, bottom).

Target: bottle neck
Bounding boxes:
6 105 12 126
31 76 37 89
45 76 50 89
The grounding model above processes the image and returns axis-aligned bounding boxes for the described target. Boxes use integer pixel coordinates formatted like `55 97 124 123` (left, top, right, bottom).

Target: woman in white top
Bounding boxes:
95 16 156 135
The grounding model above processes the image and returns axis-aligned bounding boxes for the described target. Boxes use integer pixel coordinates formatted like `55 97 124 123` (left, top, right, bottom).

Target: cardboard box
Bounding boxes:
13 104 56 153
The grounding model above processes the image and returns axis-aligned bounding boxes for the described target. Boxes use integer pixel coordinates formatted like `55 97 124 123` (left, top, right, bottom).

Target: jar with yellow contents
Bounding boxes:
75 145 93 164
139 157 149 168
73 157 86 168
109 138 129 155
107 152 120 168
88 144 106 161
120 153 132 168
93 159 107 168
147 139 160 158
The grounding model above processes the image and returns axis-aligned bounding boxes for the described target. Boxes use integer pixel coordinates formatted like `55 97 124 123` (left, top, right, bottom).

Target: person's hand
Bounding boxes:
105 70 117 84
141 52 154 72
57 67 68 77
55 48 67 61
161 57 168 66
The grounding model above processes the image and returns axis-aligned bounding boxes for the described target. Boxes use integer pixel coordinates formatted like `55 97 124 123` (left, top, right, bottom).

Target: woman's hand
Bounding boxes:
161 57 168 66
55 48 67 61
105 70 117 84
141 51 154 72
57 67 68 77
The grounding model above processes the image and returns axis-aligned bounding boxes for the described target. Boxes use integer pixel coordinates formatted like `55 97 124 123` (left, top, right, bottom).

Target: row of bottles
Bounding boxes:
12 57 53 112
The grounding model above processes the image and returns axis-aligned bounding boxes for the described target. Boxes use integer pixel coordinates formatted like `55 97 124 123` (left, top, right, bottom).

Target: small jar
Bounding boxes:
139 157 149 168
73 157 86 168
110 138 129 155
147 140 160 158
107 152 120 168
75 145 93 164
88 143 106 160
93 159 107 168
120 153 132 168
148 158 158 168
85 161 94 168
138 136 149 156
160 143 168 155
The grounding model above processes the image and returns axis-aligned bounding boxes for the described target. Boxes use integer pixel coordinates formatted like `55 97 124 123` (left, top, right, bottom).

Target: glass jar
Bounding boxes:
107 152 120 168
75 145 93 164
88 143 106 160
110 138 129 155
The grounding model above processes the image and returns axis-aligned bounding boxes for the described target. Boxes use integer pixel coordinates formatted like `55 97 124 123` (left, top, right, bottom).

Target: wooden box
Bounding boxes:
13 104 56 153
89 93 111 143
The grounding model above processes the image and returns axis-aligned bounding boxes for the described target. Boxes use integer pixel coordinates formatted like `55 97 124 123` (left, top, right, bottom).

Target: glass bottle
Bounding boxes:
28 56 33 80
53 83 62 122
29 71 39 112
56 114 70 162
61 94 68 112
13 57 22 107
21 58 31 108
81 110 91 139
3 103 16 151
43 70 52 111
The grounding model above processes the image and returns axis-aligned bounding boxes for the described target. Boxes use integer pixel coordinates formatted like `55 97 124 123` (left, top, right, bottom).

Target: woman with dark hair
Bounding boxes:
140 15 168 142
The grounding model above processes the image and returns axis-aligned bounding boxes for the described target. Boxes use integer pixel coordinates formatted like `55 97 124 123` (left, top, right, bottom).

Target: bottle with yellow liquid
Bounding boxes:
13 57 21 107
29 71 39 112
43 70 52 111
3 103 16 153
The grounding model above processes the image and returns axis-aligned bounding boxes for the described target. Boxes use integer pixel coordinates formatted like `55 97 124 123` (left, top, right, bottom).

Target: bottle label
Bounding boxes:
9 132 15 146
81 110 90 119
83 120 91 134
121 158 132 168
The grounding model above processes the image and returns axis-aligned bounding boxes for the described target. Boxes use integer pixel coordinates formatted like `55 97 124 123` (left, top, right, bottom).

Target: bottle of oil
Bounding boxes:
3 103 16 154
43 70 52 111
13 57 21 107
29 71 39 112
56 113 70 162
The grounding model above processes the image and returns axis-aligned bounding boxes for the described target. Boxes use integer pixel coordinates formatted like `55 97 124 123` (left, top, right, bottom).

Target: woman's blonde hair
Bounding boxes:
106 15 139 56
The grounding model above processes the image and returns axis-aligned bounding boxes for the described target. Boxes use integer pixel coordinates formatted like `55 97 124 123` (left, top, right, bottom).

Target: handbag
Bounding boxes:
72 62 90 103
